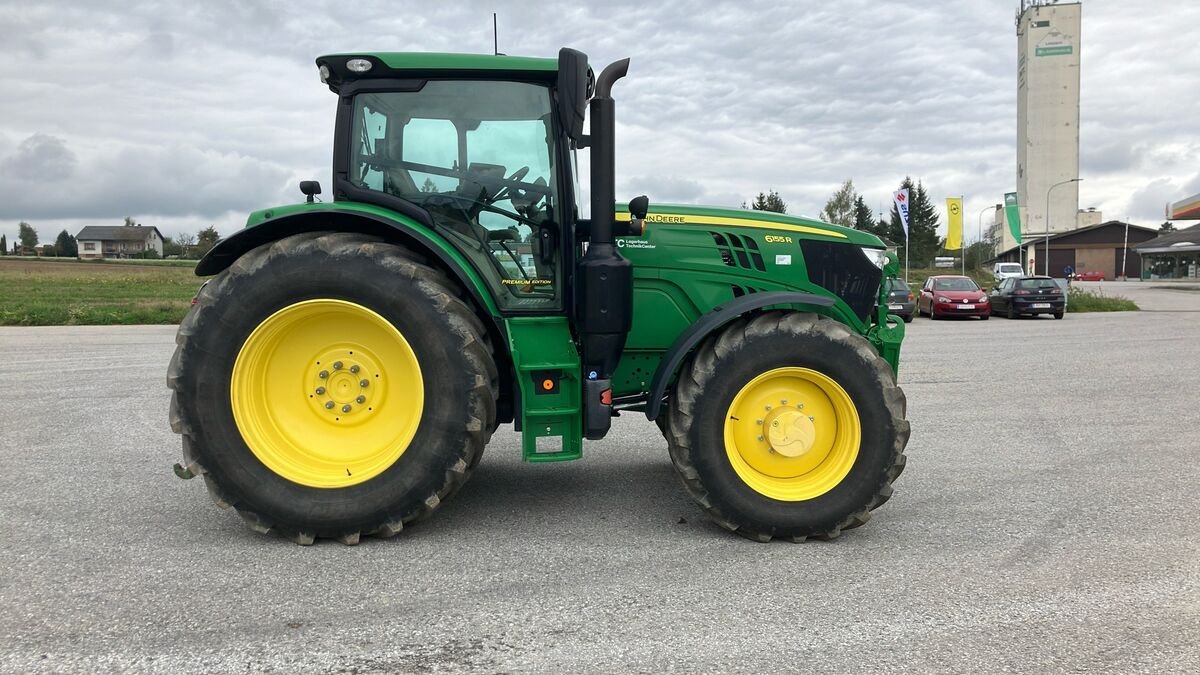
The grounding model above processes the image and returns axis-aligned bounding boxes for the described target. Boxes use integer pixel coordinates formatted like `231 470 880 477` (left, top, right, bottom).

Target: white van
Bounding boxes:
993 262 1024 282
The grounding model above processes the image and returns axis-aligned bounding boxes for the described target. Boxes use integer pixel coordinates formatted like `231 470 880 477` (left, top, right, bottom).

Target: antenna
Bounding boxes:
493 13 498 55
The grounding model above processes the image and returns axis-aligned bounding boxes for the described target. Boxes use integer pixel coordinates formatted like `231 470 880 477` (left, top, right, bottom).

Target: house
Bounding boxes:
75 224 165 259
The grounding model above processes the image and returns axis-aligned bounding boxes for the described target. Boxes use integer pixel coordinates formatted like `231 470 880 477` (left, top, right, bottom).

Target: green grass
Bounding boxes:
1067 287 1138 313
0 259 200 325
11 256 199 268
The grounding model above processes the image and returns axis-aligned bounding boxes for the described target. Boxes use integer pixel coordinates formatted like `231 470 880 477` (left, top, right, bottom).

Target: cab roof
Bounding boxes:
316 52 559 92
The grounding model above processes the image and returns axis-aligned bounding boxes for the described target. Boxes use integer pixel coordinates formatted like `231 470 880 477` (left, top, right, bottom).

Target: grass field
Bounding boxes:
0 258 200 325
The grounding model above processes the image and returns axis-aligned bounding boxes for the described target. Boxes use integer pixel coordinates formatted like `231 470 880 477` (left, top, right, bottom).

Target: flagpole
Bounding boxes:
961 195 966 277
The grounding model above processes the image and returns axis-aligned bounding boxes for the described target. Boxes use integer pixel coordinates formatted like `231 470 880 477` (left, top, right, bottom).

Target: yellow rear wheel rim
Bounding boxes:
231 299 424 488
724 367 860 501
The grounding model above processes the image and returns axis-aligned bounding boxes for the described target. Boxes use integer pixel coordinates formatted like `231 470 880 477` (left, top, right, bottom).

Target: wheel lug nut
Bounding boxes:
333 361 343 370
757 435 765 442
350 365 360 373
356 395 366 404
360 379 369 387
315 386 326 395
324 401 334 409
342 404 352 413
319 370 329 379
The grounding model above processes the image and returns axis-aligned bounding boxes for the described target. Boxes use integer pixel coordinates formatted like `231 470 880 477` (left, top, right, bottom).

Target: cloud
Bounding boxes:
0 0 1198 247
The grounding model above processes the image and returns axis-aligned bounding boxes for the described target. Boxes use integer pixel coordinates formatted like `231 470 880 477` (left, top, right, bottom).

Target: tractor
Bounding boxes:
167 48 909 545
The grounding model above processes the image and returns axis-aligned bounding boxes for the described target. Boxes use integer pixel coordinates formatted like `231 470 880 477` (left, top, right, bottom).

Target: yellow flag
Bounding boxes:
945 197 963 250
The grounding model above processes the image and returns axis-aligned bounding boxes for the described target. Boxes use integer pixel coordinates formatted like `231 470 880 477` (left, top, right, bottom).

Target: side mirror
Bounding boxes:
299 180 322 203
615 196 649 237
556 48 591 143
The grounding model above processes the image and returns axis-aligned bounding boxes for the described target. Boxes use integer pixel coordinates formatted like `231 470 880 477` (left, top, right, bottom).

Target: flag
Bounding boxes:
945 197 963 250
893 189 910 240
1004 192 1022 245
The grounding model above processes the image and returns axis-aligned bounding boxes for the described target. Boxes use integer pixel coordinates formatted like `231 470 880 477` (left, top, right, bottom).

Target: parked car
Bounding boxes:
1072 270 1104 281
993 262 1025 282
917 275 991 320
989 275 1065 319
883 278 915 323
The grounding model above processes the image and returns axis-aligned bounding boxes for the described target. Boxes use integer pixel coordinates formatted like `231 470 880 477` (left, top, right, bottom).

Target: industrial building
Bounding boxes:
991 221 1157 279
991 1 1091 257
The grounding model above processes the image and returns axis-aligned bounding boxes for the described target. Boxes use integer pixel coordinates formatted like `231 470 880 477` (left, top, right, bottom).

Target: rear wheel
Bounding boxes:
168 232 498 544
661 312 908 542
1053 310 1064 320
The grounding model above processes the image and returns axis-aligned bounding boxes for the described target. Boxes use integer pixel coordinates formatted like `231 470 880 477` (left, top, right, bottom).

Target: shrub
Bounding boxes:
1067 287 1138 313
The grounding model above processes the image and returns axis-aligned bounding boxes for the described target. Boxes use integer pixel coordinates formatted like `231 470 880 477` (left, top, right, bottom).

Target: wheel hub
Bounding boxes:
307 348 382 424
764 407 817 458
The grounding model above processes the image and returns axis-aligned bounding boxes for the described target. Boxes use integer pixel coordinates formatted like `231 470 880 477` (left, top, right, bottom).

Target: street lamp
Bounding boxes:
1045 178 1082 276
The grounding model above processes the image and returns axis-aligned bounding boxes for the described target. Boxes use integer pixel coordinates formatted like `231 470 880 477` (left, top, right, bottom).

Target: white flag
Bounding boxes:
893 189 910 240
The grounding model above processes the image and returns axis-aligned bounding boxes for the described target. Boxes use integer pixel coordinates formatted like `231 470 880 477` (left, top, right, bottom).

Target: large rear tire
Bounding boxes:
168 232 498 544
661 312 908 542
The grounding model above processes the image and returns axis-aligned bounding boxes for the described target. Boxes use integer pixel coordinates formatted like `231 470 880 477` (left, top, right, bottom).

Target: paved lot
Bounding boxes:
2 302 1198 673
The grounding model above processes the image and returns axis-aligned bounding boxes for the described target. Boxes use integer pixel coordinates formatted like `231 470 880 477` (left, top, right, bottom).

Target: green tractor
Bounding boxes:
168 48 909 545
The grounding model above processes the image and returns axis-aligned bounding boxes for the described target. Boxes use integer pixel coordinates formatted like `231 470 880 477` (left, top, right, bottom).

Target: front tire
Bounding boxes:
168 232 498 544
661 312 908 542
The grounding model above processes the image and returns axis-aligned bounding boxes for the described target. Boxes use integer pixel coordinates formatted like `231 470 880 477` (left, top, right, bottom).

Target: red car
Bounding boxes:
917 275 991 319
1073 271 1104 281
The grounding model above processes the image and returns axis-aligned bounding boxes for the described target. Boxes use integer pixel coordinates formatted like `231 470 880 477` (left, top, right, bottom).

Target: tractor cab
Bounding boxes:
318 52 601 313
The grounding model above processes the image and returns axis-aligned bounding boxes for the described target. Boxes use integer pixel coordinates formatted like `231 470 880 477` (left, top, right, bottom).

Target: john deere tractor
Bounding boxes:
168 48 909 545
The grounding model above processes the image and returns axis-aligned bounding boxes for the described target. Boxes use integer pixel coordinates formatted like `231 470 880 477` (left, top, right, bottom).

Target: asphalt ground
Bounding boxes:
1 303 1198 673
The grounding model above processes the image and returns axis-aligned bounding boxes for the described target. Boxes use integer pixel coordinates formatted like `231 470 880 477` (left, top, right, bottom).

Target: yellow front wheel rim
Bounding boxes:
231 299 424 488
724 367 860 501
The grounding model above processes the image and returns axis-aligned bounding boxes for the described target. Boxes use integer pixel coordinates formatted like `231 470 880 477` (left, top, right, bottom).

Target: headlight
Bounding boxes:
977 295 989 303
860 247 886 269
346 58 373 73
318 64 331 83
937 296 951 303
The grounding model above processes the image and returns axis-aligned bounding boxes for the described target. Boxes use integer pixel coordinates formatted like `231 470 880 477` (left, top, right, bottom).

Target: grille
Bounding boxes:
711 232 766 272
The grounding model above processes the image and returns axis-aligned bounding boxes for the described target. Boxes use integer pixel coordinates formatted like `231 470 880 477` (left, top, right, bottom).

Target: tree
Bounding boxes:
195 226 220 257
747 190 787 213
852 195 874 232
176 232 197 258
18 222 38 251
883 177 939 267
1159 221 1176 234
0 234 6 256
124 216 137 227
421 177 438 193
41 244 56 257
818 179 857 228
162 236 183 258
54 229 78 257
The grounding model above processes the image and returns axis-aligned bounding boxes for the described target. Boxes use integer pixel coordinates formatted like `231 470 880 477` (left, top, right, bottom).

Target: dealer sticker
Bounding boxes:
775 254 792 265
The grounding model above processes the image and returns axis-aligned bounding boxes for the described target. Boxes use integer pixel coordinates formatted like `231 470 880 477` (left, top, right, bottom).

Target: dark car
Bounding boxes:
989 275 1065 319
917 275 991 319
884 278 915 323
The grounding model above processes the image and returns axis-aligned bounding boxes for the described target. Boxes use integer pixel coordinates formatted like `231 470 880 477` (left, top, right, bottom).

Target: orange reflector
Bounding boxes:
600 389 612 405
542 379 554 391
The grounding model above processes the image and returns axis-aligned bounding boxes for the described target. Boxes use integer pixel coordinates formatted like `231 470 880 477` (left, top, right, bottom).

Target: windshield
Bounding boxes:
999 264 1023 273
349 80 561 309
933 278 979 291
1016 278 1059 289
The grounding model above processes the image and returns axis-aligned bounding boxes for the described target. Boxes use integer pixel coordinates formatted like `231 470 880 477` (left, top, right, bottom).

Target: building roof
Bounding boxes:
1134 224 1200 253
76 225 163 242
992 220 1157 258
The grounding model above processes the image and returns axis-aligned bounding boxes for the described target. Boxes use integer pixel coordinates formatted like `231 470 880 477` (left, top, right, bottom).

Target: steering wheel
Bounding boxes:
493 166 530 203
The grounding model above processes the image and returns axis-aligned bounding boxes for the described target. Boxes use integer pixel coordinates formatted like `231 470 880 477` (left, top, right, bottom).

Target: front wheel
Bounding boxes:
661 312 909 542
168 232 498 544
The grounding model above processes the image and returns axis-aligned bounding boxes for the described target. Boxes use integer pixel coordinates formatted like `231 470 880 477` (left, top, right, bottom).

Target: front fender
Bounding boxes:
644 291 837 421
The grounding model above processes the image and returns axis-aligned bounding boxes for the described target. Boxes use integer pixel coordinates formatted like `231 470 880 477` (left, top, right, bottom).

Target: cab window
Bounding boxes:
350 80 561 310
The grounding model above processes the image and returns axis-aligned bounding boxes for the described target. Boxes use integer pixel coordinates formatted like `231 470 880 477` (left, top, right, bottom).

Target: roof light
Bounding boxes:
318 64 330 83
346 58 373 73
860 247 886 269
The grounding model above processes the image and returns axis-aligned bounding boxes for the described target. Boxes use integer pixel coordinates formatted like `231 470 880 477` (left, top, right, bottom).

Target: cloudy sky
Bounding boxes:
1 0 1197 247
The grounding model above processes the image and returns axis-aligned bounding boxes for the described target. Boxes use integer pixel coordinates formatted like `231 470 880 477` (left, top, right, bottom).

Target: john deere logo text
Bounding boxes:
645 214 685 224
764 235 793 244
